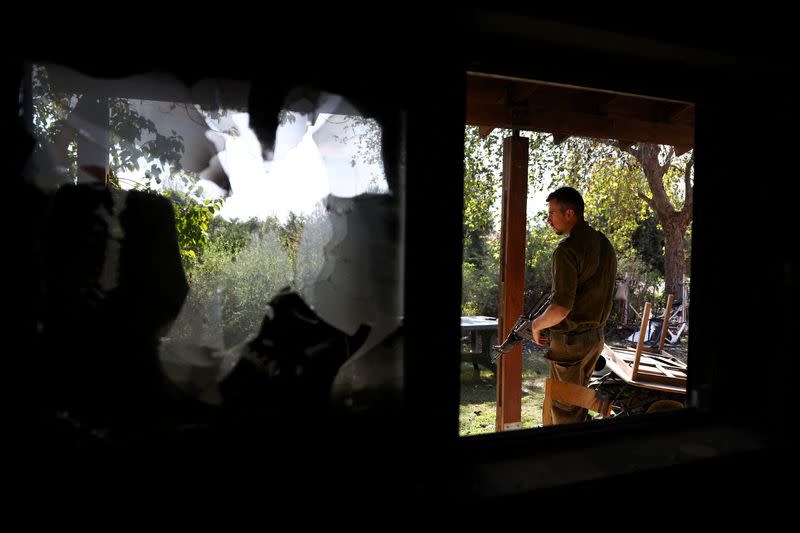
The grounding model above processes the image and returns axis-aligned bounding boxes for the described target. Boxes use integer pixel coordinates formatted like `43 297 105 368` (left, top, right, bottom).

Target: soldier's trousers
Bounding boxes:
545 337 605 425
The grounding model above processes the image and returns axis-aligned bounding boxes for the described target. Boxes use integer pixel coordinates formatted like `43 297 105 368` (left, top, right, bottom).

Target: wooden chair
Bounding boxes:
600 296 688 394
542 378 613 425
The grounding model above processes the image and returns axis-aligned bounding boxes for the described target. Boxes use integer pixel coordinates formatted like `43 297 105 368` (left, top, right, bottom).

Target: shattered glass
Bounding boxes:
25 63 405 440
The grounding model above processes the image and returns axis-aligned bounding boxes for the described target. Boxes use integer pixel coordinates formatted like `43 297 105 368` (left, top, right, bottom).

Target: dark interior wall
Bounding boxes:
4 7 796 511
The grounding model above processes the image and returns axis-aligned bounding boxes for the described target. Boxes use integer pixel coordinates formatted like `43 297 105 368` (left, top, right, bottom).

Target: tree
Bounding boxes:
276 211 306 269
463 127 504 263
31 64 230 263
461 127 505 315
624 144 693 297
31 65 187 186
462 126 694 307
631 211 665 276
164 190 223 265
539 136 694 298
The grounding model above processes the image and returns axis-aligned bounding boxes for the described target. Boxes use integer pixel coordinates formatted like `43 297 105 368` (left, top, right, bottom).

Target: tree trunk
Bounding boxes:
662 216 686 298
633 144 693 300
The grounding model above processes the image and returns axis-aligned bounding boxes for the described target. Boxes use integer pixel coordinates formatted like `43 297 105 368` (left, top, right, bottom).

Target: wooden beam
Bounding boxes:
674 145 693 156
478 126 496 139
508 103 531 128
670 103 695 123
632 302 651 381
603 344 633 381
542 379 553 426
496 134 529 432
657 294 674 352
552 133 570 145
466 102 694 147
506 85 538 105
617 140 635 151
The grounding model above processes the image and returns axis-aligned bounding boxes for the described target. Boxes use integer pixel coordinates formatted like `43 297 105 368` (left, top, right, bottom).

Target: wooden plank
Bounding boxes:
478 126 495 139
657 294 674 352
635 364 686 377
601 344 687 393
542 379 553 425
603 344 633 380
495 134 529 432
670 102 695 122
649 353 688 369
634 363 685 378
642 359 683 372
632 302 651 380
605 350 687 379
601 361 686 393
616 352 677 366
612 349 687 370
467 71 694 107
625 379 686 394
654 361 677 378
465 102 695 147
631 371 687 388
617 140 635 151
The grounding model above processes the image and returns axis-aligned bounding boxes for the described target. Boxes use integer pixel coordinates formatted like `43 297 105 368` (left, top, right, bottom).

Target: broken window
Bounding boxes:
25 63 405 441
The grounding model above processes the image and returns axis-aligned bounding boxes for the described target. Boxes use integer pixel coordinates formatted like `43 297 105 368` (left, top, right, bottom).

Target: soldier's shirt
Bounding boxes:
550 219 617 335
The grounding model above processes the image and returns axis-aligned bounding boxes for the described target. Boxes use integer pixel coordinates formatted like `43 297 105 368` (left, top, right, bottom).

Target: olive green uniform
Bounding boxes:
547 219 617 424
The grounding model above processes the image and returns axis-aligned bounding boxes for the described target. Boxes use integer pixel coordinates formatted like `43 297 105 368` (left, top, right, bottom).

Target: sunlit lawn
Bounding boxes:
459 345 550 436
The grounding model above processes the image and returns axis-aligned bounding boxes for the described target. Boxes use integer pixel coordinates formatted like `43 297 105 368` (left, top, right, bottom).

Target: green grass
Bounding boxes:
459 345 550 436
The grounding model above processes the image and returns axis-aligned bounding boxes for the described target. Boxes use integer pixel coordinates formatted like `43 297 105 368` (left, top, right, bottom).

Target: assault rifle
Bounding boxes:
492 287 553 362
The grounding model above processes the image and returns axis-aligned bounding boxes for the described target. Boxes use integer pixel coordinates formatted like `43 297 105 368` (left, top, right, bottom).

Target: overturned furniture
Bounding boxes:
542 296 687 424
601 296 687 395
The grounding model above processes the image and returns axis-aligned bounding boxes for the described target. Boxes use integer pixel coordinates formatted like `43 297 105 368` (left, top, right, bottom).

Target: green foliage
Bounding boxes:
31 65 75 147
174 211 323 346
32 65 187 186
459 345 550 436
32 64 219 267
207 216 264 257
461 127 692 324
616 250 665 317
276 211 306 268
461 127 504 316
525 221 561 302
108 98 185 179
333 115 383 166
31 66 79 181
463 126 504 245
330 115 386 187
543 138 647 251
164 190 224 265
630 211 665 276
294 203 331 290
462 257 499 316
202 212 308 271
176 231 294 347
662 150 694 211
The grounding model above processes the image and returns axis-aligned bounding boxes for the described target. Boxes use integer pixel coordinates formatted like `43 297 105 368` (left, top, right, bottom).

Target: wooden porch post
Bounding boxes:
496 132 528 431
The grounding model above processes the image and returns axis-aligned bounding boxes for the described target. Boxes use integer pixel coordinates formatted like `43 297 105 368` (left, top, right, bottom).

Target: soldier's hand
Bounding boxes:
532 328 550 347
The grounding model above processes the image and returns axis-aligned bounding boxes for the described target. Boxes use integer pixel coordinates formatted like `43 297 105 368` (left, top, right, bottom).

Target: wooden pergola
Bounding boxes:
464 71 695 431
